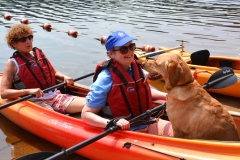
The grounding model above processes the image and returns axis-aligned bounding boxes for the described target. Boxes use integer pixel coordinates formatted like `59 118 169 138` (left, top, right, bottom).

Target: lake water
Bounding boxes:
0 0 240 159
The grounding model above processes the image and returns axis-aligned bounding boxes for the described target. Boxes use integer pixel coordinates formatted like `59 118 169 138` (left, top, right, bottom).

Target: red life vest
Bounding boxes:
11 47 56 89
94 59 152 118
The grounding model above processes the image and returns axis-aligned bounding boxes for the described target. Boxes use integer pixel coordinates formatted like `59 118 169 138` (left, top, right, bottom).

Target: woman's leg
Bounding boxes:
51 92 85 114
147 119 173 136
33 100 54 111
65 96 85 113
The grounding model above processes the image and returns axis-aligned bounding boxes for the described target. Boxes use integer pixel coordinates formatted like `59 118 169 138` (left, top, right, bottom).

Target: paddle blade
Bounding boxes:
204 67 238 89
210 74 237 89
16 152 56 160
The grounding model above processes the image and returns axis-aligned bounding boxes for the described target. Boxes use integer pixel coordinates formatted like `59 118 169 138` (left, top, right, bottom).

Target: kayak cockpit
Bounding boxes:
185 49 240 70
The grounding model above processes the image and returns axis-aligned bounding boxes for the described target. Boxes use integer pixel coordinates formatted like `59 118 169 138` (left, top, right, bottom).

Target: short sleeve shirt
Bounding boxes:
86 69 112 108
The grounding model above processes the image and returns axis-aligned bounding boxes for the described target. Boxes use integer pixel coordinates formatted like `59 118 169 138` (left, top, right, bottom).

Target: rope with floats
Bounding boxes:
2 13 187 53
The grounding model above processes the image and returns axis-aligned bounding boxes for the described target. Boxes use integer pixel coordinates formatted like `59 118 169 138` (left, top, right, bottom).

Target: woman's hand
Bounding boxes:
55 70 74 86
115 118 130 130
27 88 44 98
63 76 74 85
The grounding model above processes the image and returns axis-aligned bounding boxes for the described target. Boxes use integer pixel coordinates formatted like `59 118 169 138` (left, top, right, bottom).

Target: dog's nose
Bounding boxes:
141 62 145 68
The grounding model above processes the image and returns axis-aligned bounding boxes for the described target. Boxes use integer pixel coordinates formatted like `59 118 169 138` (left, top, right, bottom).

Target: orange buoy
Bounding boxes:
100 36 107 45
44 28 52 32
141 45 155 52
67 30 78 38
41 23 52 29
3 14 11 20
20 18 29 24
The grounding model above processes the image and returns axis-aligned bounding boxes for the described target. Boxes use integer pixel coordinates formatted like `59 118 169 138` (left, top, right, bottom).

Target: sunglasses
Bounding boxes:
14 35 33 42
112 43 136 54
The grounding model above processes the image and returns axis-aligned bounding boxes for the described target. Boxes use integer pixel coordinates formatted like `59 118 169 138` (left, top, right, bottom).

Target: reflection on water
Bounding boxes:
0 0 240 159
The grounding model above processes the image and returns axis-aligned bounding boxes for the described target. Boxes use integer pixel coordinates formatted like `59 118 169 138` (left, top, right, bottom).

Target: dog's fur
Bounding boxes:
142 53 240 141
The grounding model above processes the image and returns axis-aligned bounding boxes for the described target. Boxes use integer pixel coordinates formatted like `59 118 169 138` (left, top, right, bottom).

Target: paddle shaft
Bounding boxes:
138 46 183 58
0 72 94 110
203 73 234 89
45 103 166 160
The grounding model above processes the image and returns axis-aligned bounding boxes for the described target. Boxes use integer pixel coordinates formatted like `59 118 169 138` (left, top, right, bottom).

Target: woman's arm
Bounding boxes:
151 88 167 100
81 105 109 128
55 69 74 85
81 105 130 130
1 60 44 99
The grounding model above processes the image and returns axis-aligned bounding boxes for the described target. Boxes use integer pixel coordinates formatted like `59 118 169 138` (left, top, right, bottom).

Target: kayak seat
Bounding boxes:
219 60 232 68
190 50 210 66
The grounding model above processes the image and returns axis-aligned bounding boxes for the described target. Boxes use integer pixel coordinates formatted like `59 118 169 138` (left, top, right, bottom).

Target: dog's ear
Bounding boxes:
181 60 194 84
165 60 182 90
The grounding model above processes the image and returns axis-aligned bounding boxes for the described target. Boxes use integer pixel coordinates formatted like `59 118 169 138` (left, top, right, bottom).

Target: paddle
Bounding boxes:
16 67 237 160
0 72 94 110
138 45 184 58
16 152 56 160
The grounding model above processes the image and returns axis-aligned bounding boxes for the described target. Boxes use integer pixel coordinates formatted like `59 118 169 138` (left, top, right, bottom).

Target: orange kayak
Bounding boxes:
0 72 240 160
136 47 240 98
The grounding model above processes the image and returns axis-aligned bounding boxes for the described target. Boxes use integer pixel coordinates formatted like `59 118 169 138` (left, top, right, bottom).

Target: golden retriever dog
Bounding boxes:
142 53 240 141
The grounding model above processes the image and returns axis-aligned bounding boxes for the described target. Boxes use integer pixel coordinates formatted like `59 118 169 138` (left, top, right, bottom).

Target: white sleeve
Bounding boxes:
9 58 19 75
